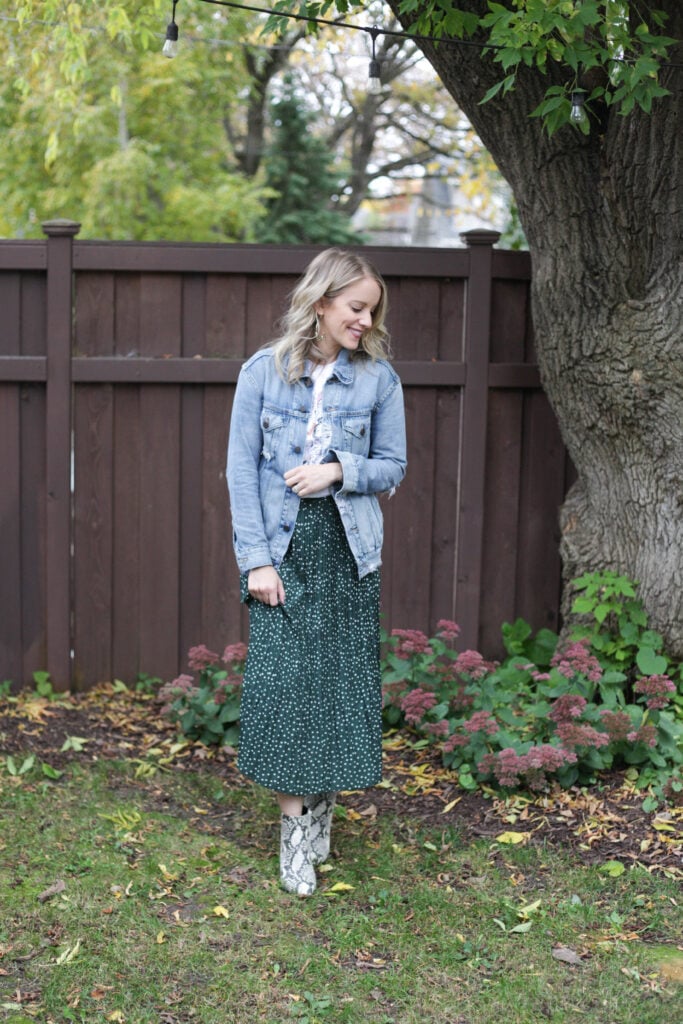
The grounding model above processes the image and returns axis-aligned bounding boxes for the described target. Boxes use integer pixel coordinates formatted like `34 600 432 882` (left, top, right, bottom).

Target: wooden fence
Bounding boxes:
0 222 572 691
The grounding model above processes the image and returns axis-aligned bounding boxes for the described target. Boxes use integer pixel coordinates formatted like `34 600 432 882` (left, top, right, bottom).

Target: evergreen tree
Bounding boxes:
258 82 362 245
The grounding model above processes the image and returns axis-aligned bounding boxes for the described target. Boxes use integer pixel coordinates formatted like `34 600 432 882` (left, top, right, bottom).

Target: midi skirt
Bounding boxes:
237 497 382 794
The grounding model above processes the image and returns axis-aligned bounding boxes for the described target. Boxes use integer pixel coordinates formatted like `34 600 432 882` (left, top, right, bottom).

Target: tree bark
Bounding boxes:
388 1 683 656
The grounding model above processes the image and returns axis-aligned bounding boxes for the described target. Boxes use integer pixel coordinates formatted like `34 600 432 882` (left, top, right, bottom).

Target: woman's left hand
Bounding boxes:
284 463 342 498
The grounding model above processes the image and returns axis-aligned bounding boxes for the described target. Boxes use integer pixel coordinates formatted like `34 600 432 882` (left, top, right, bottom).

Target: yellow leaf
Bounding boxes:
495 831 530 845
652 821 677 832
156 932 166 944
442 798 462 814
56 939 81 964
107 1013 125 1022
213 905 230 918
326 882 355 893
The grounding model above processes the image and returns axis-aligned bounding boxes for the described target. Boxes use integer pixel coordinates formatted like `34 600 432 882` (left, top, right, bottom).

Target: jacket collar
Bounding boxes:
302 347 355 386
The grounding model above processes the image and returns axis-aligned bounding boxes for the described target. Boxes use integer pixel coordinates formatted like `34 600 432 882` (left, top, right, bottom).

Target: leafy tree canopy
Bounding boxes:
270 1 678 133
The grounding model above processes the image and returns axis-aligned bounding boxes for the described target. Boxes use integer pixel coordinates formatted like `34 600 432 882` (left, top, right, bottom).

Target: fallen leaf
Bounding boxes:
600 861 626 877
442 797 462 814
213 905 230 918
55 939 81 964
37 879 66 903
324 882 355 894
495 831 530 845
552 946 584 966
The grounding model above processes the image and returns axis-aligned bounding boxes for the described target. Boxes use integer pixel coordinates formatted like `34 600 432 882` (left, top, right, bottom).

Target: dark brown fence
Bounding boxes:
0 221 571 691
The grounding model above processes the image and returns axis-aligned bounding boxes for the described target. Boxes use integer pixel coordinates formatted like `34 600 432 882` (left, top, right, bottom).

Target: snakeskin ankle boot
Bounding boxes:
305 792 337 866
280 810 316 896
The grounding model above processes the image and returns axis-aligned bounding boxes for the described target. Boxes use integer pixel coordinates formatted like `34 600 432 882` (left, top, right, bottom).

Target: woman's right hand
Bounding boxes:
247 565 286 606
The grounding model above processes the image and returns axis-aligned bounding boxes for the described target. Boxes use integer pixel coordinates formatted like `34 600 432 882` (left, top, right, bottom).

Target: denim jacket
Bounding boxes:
226 346 406 579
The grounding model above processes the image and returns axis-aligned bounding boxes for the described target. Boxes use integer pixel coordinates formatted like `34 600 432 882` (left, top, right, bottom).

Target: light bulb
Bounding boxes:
569 90 588 129
163 20 178 58
369 58 381 95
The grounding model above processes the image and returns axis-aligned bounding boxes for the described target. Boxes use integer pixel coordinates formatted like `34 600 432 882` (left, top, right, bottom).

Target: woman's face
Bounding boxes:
315 276 382 362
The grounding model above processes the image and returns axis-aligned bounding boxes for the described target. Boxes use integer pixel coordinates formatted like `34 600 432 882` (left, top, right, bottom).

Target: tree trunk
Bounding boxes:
389 1 683 656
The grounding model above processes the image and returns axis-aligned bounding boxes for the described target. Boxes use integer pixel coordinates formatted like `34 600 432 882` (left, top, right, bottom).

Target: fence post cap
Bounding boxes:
42 219 81 237
460 228 501 247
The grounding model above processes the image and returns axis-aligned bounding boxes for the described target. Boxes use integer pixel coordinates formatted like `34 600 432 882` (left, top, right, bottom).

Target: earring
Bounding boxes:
315 312 324 343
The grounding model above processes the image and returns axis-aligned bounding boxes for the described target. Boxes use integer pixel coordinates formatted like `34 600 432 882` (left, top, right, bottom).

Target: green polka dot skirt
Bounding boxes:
237 497 382 794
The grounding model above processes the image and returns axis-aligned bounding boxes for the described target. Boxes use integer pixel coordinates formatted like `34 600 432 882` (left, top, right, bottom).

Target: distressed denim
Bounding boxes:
226 347 407 578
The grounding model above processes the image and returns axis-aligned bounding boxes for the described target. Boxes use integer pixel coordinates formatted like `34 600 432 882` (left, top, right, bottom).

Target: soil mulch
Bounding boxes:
1 685 682 875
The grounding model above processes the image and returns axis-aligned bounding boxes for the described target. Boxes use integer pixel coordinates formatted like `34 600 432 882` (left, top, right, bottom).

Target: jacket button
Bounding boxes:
299 405 306 412
294 445 302 454
283 523 291 532
360 426 366 436
263 418 269 429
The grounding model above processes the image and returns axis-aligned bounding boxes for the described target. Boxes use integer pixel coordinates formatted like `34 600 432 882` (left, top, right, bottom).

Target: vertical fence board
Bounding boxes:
73 386 114 688
388 387 438 628
455 235 496 650
0 387 22 685
20 385 47 680
139 386 181 680
112 386 141 680
178 277 207 665
73 272 116 687
201 388 235 654
44 222 79 689
480 391 524 653
21 274 47 357
0 274 21 353
207 273 245 357
428 388 462 625
515 391 566 632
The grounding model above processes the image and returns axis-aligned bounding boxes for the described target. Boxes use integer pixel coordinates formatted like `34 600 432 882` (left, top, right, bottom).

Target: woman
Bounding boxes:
226 248 406 896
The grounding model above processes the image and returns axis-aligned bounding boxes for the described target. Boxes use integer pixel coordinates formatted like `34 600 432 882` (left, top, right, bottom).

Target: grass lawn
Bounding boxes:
1 689 682 1024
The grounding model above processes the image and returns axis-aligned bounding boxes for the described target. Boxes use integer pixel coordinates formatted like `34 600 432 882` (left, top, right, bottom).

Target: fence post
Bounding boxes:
43 219 80 691
455 228 500 650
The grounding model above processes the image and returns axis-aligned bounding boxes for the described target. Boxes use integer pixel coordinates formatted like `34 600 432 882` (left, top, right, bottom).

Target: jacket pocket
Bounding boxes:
341 415 371 456
260 411 285 461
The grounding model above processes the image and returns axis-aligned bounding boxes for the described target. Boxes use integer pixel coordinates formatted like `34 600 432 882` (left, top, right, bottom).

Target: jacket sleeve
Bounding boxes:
226 360 273 572
331 369 407 496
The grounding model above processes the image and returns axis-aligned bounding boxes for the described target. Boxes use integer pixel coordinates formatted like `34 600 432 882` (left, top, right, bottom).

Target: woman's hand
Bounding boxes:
284 463 342 497
248 565 285 606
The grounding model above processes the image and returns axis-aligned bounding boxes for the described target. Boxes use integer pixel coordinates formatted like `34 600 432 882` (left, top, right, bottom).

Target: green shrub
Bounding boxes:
159 643 246 747
381 577 683 802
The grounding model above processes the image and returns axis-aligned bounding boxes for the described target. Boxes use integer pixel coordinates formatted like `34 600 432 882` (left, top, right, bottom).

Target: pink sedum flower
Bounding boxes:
400 687 438 725
222 642 248 666
188 645 220 671
454 649 492 680
633 674 676 710
436 619 461 643
391 628 433 658
551 638 602 683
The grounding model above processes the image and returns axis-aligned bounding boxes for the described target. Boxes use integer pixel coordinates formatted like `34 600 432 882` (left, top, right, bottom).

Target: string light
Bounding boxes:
163 0 180 58
368 26 381 95
569 89 589 129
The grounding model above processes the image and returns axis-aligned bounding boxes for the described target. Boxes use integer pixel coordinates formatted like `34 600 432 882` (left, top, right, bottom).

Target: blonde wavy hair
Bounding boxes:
271 248 391 382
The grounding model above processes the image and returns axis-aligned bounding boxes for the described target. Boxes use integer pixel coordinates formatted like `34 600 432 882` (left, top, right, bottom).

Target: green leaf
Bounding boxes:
42 763 64 779
636 648 668 676
479 75 514 105
510 920 533 933
600 860 626 877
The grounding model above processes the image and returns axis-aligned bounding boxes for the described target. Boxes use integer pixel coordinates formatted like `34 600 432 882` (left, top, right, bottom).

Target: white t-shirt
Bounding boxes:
303 360 336 497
